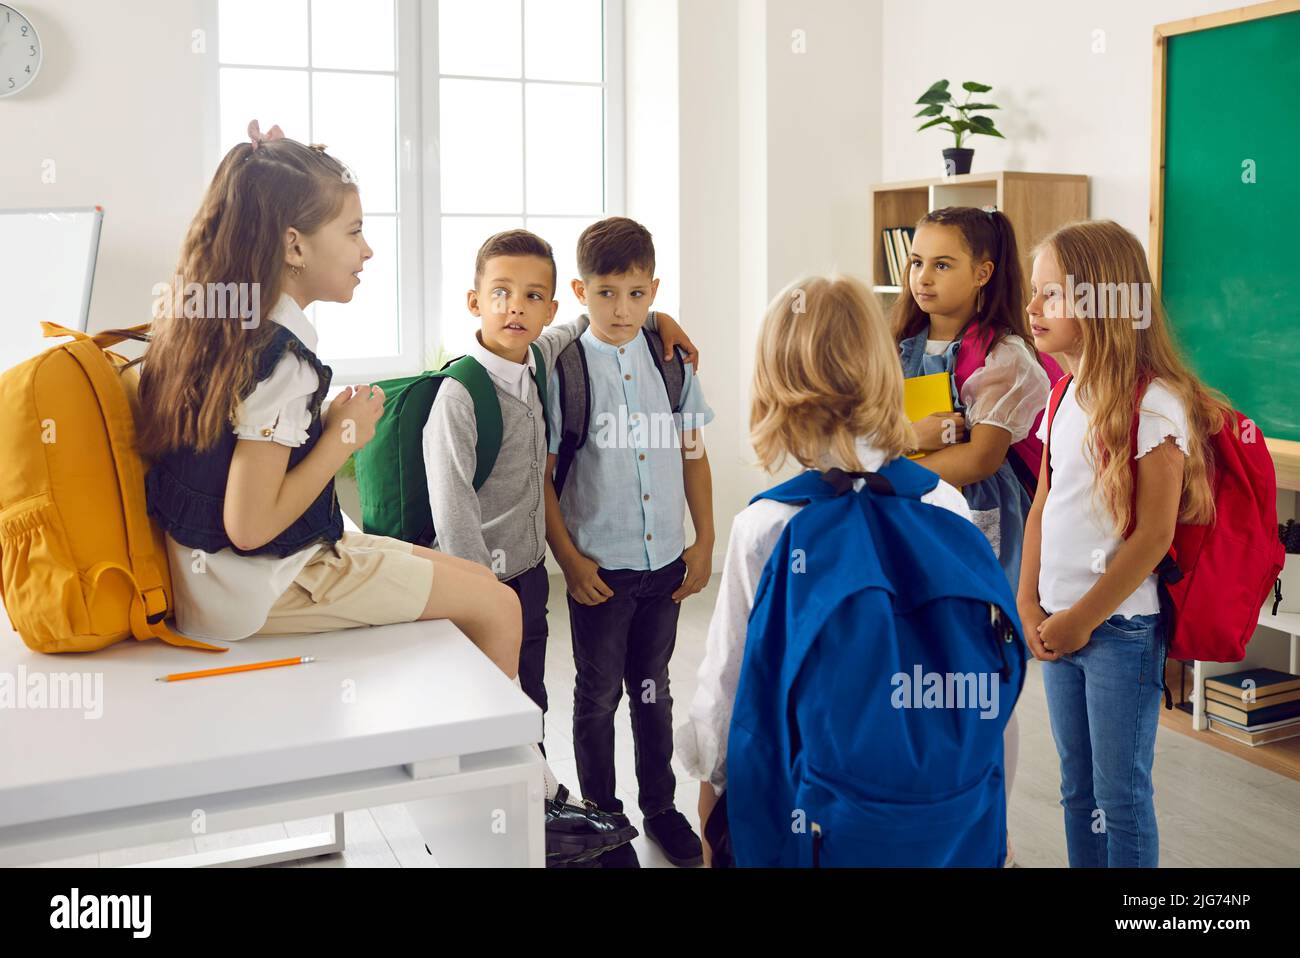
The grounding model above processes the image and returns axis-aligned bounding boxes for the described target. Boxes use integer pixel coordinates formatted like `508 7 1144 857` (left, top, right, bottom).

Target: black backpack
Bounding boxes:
551 327 685 496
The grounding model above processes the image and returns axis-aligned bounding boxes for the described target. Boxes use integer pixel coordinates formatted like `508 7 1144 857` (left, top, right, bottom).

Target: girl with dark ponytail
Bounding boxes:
893 205 1063 584
893 207 1065 869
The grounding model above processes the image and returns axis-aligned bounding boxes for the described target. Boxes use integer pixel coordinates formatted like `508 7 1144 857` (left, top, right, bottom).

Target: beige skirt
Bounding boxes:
256 531 433 635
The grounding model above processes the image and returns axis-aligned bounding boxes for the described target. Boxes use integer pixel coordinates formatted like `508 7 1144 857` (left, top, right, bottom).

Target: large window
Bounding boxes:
210 0 621 382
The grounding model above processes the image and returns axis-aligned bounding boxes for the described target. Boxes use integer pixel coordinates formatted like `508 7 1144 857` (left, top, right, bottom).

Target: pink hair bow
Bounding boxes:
247 119 285 150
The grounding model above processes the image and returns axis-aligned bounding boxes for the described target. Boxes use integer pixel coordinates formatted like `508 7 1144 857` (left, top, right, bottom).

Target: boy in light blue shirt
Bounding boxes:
543 217 715 868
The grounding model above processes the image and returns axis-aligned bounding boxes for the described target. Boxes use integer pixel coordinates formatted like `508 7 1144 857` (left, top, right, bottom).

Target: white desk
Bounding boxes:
0 620 545 867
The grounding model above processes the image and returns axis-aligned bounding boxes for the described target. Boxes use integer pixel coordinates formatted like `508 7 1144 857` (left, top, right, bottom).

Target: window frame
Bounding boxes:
200 0 625 385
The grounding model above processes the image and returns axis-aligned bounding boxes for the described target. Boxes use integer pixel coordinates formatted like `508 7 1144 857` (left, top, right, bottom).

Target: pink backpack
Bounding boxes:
953 325 1065 497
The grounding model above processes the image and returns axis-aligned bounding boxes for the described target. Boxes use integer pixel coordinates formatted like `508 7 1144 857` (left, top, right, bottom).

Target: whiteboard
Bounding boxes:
0 207 103 373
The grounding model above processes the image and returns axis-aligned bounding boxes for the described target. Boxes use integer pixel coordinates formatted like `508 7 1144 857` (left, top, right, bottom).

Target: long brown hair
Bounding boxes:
891 206 1036 357
1035 220 1229 533
136 136 356 457
752 275 915 473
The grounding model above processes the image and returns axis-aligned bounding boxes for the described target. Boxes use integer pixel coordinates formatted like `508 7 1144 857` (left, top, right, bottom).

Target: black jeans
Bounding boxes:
568 556 686 817
505 561 550 752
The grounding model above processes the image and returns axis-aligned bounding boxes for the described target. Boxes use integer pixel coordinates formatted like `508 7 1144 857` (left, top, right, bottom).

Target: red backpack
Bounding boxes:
1044 373 1283 664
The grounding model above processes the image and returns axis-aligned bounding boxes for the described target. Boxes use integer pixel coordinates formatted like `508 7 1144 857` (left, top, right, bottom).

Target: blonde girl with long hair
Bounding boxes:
1018 219 1229 868
674 275 972 865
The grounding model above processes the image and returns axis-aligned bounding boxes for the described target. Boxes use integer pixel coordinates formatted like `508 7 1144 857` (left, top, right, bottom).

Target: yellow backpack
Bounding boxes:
0 323 225 654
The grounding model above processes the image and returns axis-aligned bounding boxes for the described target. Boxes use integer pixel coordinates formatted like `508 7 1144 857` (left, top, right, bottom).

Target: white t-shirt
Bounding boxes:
1035 377 1191 618
165 294 326 641
674 437 973 796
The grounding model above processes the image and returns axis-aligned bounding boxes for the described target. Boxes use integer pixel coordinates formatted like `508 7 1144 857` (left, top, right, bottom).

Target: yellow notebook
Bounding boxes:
903 372 954 461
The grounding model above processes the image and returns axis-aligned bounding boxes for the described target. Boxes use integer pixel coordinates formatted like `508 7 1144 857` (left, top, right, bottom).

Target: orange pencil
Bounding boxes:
156 656 317 683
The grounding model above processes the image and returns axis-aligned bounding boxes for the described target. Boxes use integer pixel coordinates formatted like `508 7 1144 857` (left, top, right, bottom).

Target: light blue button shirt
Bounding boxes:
547 328 714 572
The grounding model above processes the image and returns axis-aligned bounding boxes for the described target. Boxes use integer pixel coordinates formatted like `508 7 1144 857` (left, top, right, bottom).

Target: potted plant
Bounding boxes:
914 79 1004 176
1271 519 1300 615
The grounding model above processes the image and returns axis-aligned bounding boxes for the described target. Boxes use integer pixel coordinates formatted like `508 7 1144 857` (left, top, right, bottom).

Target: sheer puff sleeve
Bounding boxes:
960 335 1051 443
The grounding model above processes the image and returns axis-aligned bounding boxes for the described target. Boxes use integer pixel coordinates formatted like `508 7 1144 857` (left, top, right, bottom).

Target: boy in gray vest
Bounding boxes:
423 229 696 865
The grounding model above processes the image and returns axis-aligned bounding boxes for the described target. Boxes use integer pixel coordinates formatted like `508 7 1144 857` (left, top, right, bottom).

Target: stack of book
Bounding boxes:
1204 668 1300 746
880 227 915 287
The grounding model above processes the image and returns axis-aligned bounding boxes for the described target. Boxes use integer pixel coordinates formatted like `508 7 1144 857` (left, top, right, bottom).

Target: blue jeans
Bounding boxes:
1041 612 1165 868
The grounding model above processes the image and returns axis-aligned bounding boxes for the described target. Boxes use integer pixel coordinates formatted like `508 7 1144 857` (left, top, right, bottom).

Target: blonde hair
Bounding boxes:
751 274 914 473
1034 220 1229 534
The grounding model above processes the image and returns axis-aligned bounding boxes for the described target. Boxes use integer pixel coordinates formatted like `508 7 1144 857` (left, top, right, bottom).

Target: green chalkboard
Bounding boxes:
1160 8 1300 442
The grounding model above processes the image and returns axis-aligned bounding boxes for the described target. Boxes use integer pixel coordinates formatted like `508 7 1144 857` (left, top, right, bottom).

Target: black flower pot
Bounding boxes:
942 148 974 176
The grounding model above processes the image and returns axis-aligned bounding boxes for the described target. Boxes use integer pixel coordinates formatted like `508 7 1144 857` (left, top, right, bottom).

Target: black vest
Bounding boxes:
146 324 344 558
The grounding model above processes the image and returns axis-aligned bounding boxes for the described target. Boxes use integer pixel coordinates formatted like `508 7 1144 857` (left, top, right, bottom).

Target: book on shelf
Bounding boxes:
891 229 911 284
878 227 916 287
1204 696 1300 727
1207 716 1300 747
882 229 900 285
1205 668 1300 699
1205 684 1300 711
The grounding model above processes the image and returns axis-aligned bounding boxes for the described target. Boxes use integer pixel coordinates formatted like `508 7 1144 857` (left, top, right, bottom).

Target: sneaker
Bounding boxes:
642 808 703 868
545 785 638 866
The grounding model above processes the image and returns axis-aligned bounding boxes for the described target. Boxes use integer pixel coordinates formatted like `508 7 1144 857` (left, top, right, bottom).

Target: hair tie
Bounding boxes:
247 119 285 151
982 205 997 218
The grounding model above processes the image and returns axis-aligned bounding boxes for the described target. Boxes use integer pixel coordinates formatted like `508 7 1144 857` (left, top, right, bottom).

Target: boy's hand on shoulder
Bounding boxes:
325 384 386 452
654 312 700 371
560 552 614 606
1036 608 1091 657
672 542 713 603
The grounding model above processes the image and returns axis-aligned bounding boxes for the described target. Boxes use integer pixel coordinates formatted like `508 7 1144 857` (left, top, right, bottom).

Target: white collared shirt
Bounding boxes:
466 331 537 404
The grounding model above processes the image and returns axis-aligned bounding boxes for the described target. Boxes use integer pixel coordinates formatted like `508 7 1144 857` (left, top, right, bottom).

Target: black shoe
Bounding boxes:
545 785 638 865
643 808 703 867
593 840 640 868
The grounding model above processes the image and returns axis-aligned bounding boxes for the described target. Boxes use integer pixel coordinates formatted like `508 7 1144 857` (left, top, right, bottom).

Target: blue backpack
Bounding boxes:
725 458 1028 867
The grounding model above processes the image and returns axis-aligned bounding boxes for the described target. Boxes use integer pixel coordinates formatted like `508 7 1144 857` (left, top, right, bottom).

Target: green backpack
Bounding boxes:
354 344 548 546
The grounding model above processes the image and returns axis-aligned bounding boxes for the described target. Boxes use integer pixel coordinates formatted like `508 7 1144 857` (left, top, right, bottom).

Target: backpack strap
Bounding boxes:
529 343 550 449
750 457 941 507
62 338 226 653
1042 372 1074 495
552 340 591 498
434 356 502 492
642 327 686 413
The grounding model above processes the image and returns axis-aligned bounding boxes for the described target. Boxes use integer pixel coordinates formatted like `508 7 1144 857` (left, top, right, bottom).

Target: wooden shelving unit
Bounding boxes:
868 170 1089 295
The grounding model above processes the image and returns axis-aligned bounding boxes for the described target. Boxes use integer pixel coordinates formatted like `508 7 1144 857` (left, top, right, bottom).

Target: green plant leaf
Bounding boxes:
916 116 950 132
969 114 995 127
962 103 1000 111
916 89 952 105
914 103 945 117
961 81 993 93
971 124 1005 139
948 119 973 133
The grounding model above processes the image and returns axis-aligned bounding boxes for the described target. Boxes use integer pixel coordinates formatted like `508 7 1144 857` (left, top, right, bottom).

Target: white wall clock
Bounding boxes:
0 3 42 98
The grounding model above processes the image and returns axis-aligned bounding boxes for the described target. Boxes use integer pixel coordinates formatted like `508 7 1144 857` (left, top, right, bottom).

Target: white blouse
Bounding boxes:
960 335 1051 444
674 437 973 796
1034 377 1191 618
166 294 327 642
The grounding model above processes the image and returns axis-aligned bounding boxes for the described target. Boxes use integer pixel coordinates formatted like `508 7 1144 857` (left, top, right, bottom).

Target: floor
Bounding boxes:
36 574 1300 868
